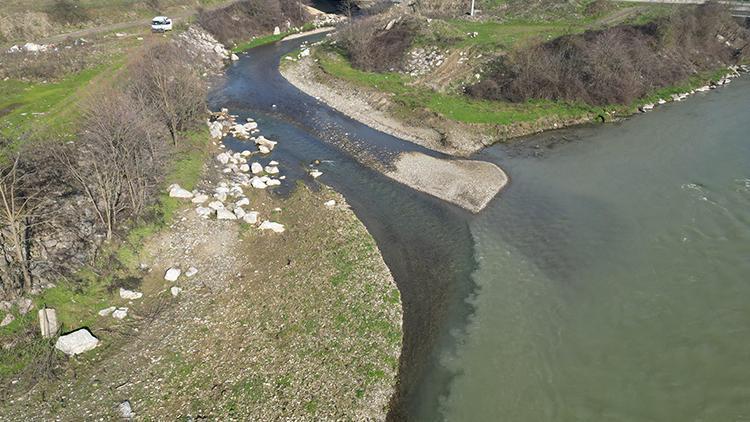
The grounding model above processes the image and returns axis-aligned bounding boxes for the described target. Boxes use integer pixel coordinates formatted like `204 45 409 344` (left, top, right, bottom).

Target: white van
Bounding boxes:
151 16 173 33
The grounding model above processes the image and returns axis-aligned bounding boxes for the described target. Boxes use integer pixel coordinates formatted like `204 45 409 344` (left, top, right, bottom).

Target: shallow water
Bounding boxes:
215 35 750 421
436 77 750 421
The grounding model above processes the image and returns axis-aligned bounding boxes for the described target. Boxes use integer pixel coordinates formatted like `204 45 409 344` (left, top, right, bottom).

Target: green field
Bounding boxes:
316 48 596 125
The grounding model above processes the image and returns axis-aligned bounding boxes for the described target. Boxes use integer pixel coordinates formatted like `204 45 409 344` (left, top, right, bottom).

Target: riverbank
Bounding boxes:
1 131 402 420
2 12 403 419
281 4 750 157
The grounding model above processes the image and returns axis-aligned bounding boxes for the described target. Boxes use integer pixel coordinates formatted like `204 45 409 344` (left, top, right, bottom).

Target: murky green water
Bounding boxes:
436 78 750 421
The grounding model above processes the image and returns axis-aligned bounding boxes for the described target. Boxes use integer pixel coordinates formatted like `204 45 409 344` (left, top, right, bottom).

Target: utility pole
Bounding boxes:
470 0 475 17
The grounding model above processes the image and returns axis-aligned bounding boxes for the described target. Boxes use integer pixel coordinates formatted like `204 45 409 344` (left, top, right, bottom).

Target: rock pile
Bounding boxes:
175 26 234 72
168 110 287 234
404 47 448 77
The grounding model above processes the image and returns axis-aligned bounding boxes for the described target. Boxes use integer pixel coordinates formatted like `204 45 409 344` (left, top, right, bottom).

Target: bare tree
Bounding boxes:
127 43 206 145
0 154 46 297
56 89 167 240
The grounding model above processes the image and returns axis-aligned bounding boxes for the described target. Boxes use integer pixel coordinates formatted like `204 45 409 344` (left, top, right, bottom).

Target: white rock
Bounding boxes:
208 201 225 210
310 170 323 178
243 212 259 225
244 121 258 130
269 160 279 166
215 186 230 194
266 179 281 187
1 313 14 327
300 48 311 57
259 221 285 233
185 267 198 277
209 121 224 139
239 164 250 172
112 308 128 320
191 193 209 204
236 197 250 207
255 136 277 150
217 209 238 220
231 53 239 61
251 177 267 189
216 152 231 164
119 288 143 300
55 328 99 356
273 26 281 35
214 192 227 202
196 207 213 218
164 267 181 282
258 145 271 154
118 400 134 419
98 306 116 317
324 200 336 207
170 286 182 297
17 298 32 315
234 207 246 218
241 150 253 157
265 166 279 174
251 162 263 174
169 184 193 199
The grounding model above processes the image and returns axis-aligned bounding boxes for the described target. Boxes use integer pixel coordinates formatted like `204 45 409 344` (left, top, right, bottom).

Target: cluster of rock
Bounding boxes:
175 26 238 73
638 66 749 113
171 110 287 233
404 47 448 77
51 286 147 356
6 42 51 53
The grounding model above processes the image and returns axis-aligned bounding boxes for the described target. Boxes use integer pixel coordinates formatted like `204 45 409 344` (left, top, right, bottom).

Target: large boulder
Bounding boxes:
55 328 99 356
169 184 193 199
216 152 231 165
243 211 259 225
164 267 181 282
112 308 129 320
192 193 209 204
259 221 285 233
0 313 14 327
209 121 224 139
119 288 143 300
217 209 238 220
251 162 263 174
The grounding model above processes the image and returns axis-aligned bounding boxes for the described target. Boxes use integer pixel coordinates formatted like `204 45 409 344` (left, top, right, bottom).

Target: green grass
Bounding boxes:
0 63 116 143
417 20 578 51
317 48 596 125
232 23 317 53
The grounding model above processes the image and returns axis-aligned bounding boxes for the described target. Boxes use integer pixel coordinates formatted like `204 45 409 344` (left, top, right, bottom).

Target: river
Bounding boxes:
210 35 750 420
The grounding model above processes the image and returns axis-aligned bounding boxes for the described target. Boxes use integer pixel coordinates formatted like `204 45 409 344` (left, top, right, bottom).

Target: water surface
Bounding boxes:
437 77 750 421
215 35 750 421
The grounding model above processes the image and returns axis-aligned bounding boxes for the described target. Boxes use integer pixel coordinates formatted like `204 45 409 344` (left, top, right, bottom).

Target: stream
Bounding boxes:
209 34 750 421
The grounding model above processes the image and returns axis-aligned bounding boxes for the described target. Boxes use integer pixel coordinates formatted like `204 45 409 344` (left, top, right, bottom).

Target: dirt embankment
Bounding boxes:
1 185 402 420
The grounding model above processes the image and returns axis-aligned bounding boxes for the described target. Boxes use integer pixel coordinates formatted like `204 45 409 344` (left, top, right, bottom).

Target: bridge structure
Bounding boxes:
616 0 750 19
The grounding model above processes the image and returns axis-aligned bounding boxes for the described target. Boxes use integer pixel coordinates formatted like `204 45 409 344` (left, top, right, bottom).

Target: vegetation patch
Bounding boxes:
469 4 750 106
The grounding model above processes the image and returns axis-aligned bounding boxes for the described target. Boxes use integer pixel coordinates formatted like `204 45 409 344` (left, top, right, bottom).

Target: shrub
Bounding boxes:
47 0 89 25
468 3 750 106
0 43 94 81
127 42 207 144
337 16 419 72
197 0 309 46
